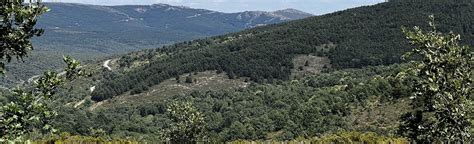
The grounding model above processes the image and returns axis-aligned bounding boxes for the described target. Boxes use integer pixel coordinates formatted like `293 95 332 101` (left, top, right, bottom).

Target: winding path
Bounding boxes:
103 59 112 71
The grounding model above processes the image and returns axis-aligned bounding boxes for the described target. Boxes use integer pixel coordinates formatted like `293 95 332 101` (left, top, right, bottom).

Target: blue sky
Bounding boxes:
43 0 385 15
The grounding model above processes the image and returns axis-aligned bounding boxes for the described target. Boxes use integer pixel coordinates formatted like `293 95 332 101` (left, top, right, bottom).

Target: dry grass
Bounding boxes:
348 97 411 134
290 55 331 80
96 71 249 109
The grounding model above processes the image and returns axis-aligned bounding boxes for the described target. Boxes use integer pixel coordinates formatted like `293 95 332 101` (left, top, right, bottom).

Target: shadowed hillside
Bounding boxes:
91 0 474 101
0 3 312 86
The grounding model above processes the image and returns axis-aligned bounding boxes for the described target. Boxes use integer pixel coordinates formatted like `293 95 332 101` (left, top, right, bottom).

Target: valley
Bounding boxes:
0 3 312 87
44 0 473 141
0 0 472 143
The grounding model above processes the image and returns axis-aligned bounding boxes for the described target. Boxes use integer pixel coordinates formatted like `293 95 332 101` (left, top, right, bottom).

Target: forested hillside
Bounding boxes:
54 64 412 141
92 0 474 101
1 0 472 142
0 3 311 86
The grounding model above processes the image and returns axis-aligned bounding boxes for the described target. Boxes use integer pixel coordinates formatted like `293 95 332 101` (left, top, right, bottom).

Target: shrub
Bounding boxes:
229 131 409 144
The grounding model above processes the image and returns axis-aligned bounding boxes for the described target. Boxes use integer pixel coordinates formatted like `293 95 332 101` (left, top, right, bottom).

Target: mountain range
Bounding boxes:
0 0 472 142
90 0 474 101
47 0 474 141
0 3 312 86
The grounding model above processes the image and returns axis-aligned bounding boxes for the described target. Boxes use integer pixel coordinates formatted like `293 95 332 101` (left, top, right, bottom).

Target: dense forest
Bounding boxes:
1 0 473 143
54 64 412 141
0 3 311 87
91 0 474 101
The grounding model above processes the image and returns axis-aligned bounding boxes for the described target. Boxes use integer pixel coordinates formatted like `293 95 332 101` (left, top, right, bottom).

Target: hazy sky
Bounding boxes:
42 0 385 15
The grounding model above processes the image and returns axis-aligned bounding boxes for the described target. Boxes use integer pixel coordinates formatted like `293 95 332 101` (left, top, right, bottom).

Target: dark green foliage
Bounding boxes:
20 1 472 142
0 56 87 141
175 75 181 83
0 1 75 141
92 0 474 101
60 64 411 141
0 3 311 87
227 71 236 79
161 102 206 143
33 134 140 143
398 17 473 142
230 132 408 143
130 85 149 95
0 1 89 141
185 75 193 83
178 65 409 141
0 0 48 74
0 95 6 105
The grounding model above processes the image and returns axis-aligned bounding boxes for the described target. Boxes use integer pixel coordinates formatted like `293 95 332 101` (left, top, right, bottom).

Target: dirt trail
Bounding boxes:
74 99 85 108
103 59 112 71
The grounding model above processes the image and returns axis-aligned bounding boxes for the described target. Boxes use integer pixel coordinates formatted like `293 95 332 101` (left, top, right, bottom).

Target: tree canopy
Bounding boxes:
0 1 86 142
398 16 473 142
0 0 48 74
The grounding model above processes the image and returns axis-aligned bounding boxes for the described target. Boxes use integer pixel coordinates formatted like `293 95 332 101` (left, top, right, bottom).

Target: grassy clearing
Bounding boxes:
349 97 411 135
291 55 331 80
94 71 249 110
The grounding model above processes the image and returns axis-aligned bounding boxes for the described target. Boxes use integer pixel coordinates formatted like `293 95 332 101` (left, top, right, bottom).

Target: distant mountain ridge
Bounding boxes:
0 2 312 86
47 0 474 140
39 3 312 36
37 3 312 47
89 0 474 101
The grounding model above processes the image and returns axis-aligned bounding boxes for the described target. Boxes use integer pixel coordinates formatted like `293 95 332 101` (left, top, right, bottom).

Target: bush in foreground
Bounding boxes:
230 132 409 144
32 134 139 144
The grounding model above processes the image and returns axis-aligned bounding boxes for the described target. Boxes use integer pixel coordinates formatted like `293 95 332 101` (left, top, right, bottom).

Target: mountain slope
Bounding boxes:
91 0 474 101
0 3 311 86
36 2 312 53
37 3 312 49
46 0 473 141
54 62 412 141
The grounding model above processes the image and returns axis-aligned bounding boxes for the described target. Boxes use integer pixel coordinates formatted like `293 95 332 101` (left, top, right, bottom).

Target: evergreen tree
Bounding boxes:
175 75 181 83
185 75 193 83
228 71 236 79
